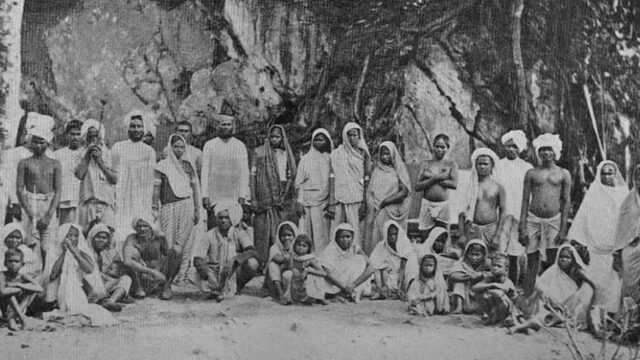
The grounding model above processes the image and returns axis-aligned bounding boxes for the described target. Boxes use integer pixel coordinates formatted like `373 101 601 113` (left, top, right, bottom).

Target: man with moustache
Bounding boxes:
53 120 84 224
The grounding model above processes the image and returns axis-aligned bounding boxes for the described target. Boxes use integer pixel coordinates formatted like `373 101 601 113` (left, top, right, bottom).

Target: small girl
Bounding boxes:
288 234 328 305
264 221 298 304
449 239 490 314
407 254 450 316
0 223 40 279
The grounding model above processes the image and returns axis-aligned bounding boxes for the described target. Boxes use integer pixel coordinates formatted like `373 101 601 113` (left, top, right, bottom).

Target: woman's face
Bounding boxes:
336 229 354 251
347 129 360 148
557 248 574 271
92 231 111 251
66 227 80 247
380 146 392 166
269 128 283 148
279 227 295 250
4 230 22 249
312 133 329 152
172 138 186 159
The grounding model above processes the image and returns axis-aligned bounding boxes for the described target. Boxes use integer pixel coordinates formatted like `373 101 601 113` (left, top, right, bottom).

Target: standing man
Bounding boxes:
494 130 533 285
16 116 62 263
201 115 250 229
519 133 572 296
112 111 156 239
53 120 84 224
174 120 203 178
415 134 458 231
74 119 117 230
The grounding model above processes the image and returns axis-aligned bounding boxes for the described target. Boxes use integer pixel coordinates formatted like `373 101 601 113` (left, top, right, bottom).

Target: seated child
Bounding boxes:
0 223 40 279
264 221 298 304
449 239 490 314
472 254 518 325
414 226 460 277
407 254 450 316
370 220 412 300
0 249 43 330
287 234 328 305
99 261 128 311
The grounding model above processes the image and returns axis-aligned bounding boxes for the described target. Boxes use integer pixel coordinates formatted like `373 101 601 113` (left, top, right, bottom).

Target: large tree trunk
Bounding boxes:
512 0 527 130
0 0 25 148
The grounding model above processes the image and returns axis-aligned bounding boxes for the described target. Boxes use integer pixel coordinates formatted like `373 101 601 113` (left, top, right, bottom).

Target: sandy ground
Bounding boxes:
0 277 612 360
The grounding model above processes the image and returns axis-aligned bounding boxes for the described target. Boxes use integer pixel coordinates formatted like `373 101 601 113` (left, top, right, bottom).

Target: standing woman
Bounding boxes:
295 129 334 251
251 125 297 268
364 141 411 255
153 134 200 281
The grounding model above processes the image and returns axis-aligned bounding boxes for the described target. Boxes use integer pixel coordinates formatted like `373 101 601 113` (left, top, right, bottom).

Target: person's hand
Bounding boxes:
554 233 566 246
518 228 529 247
238 197 245 205
295 201 306 218
343 284 355 295
323 204 335 220
151 205 159 220
471 272 484 281
358 203 368 221
63 236 76 251
194 208 200 225
202 198 211 210
151 270 167 282
612 250 622 273
37 214 51 231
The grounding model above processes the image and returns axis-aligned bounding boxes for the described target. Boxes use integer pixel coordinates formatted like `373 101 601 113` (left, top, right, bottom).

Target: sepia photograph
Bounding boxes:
0 0 639 359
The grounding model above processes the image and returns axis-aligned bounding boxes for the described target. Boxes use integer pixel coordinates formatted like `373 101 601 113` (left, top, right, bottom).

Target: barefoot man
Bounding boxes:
16 115 62 265
519 133 572 296
461 148 506 253
415 134 458 231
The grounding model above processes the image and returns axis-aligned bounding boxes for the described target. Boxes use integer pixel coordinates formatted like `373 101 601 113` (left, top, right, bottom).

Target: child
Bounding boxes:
288 234 328 305
449 239 490 314
414 226 460 277
370 220 412 300
264 221 299 304
0 223 40 279
472 254 518 325
407 254 450 316
0 249 43 330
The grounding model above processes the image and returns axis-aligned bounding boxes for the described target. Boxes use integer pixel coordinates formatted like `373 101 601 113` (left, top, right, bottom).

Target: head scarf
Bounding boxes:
254 125 297 207
501 130 528 152
463 148 500 220
377 141 412 192
81 119 105 140
0 222 26 246
319 223 359 262
86 223 113 251
156 134 192 198
124 110 146 130
450 239 487 275
533 133 563 160
213 200 243 227
569 161 627 253
341 122 370 160
536 244 588 305
310 128 334 153
131 215 156 233
214 114 236 130
615 165 640 250
380 220 413 258
26 112 55 143
272 221 300 257
421 227 449 254
368 141 412 216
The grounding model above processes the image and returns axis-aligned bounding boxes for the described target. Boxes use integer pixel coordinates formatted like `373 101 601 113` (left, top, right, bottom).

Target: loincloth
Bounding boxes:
525 211 561 261
419 199 449 230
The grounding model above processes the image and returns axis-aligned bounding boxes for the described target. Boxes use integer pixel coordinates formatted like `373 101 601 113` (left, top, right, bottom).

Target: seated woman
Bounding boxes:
87 224 134 311
192 201 259 301
369 220 413 300
45 223 117 326
407 254 450 316
509 244 595 334
0 223 40 279
305 223 375 302
123 216 179 300
449 239 490 314
263 221 299 304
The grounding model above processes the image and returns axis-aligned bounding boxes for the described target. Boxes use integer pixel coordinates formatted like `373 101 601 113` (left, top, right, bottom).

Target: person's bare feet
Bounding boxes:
8 318 19 331
134 289 146 299
160 288 173 301
102 300 124 312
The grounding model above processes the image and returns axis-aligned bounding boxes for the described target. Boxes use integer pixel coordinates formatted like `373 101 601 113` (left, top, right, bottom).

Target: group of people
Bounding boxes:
0 111 636 336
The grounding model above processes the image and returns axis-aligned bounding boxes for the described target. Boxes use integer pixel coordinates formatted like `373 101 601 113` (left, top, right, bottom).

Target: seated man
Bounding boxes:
193 201 259 301
123 216 179 300
0 249 42 330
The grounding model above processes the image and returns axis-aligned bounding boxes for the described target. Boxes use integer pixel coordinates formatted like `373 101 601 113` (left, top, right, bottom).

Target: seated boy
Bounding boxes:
0 249 43 330
471 254 519 325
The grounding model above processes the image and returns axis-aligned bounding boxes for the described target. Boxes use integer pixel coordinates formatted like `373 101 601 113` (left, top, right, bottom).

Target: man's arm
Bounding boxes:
249 150 257 208
46 160 63 221
14 274 43 293
96 151 117 184
201 142 211 208
239 143 250 203
557 169 573 242
16 160 30 219
152 171 161 215
380 183 409 209
74 152 90 180
122 236 157 276
494 183 507 245
518 170 533 237
439 162 459 190
0 274 21 298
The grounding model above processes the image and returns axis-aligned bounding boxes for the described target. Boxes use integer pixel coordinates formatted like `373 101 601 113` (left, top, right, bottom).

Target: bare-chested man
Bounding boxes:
415 134 458 230
16 117 62 263
461 148 506 253
519 133 572 296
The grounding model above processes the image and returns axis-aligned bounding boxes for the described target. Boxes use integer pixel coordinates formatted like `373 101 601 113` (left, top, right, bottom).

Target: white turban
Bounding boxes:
471 147 499 167
80 119 105 139
26 112 55 143
501 130 528 152
533 133 563 159
124 110 146 129
213 200 243 227
144 116 157 138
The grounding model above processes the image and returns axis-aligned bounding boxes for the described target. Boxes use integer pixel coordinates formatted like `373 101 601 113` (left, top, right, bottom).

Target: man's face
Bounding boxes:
4 255 23 274
433 139 448 160
30 135 48 155
218 119 234 139
216 211 232 231
135 220 151 237
92 231 111 252
347 129 360 148
538 147 556 163
336 230 354 251
601 164 616 187
504 141 519 160
475 155 494 177
176 125 192 143
68 128 82 149
128 118 144 142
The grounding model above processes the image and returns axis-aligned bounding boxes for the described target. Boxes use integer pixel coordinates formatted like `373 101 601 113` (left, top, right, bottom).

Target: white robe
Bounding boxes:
201 137 250 205
53 147 83 208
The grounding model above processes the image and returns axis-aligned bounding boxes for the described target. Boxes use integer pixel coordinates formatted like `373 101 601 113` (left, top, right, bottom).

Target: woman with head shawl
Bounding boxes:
406 227 461 285
449 239 489 314
45 223 118 326
263 221 299 304
0 223 40 279
294 128 334 251
614 165 640 303
192 200 258 301
363 141 411 255
122 216 176 300
327 122 372 251
250 125 297 268
407 254 450 316
304 223 375 302
153 134 201 285
369 220 413 299
567 160 626 313
87 223 133 311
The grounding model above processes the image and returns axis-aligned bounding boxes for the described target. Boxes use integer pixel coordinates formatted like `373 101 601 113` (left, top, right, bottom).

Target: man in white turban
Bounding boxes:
192 200 259 301
460 147 505 254
111 110 156 246
16 113 61 267
519 133 572 296
494 130 533 285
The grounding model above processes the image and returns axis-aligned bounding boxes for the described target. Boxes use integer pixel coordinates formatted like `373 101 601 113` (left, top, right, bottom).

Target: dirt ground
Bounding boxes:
0 277 612 360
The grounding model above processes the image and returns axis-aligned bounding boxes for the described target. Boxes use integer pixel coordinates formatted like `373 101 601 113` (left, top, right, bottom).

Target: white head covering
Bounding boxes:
81 119 105 140
26 112 55 143
536 244 589 306
463 148 499 219
533 133 563 160
124 110 146 129
156 134 192 198
501 130 528 152
0 222 26 246
144 116 157 138
311 128 334 152
341 122 370 159
213 200 243 227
